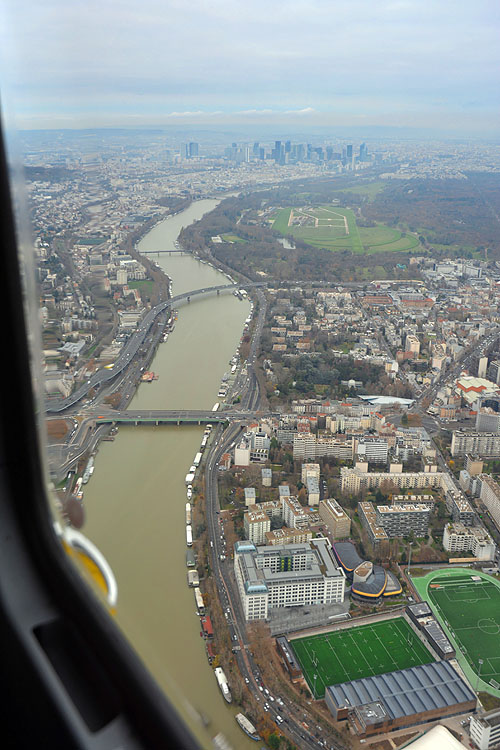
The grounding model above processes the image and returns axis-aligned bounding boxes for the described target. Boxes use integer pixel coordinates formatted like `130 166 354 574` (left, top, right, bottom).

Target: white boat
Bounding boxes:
214 667 232 703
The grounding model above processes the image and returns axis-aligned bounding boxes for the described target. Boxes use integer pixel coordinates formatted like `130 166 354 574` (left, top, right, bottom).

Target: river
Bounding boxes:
83 200 256 748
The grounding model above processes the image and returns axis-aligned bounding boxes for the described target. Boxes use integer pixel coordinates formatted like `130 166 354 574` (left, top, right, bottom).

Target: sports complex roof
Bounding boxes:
326 661 475 721
332 542 402 599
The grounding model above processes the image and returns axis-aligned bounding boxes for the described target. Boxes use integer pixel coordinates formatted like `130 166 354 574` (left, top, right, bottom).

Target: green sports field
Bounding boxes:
413 568 500 693
290 618 434 699
272 205 420 255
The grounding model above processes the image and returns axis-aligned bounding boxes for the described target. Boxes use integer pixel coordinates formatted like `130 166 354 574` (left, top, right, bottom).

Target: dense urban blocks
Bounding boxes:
272 205 420 254
413 568 500 692
290 617 434 699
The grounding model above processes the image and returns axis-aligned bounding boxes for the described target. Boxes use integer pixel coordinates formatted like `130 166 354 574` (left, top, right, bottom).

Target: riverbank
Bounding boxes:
82 199 255 749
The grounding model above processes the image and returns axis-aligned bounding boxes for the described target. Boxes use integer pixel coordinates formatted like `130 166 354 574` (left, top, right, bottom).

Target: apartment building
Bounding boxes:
376 504 430 538
341 467 443 494
442 523 495 560
233 539 345 621
293 433 355 461
451 496 476 526
301 462 320 483
451 431 500 457
319 498 351 539
470 709 500 750
244 509 271 545
357 502 389 547
264 528 313 546
479 474 500 529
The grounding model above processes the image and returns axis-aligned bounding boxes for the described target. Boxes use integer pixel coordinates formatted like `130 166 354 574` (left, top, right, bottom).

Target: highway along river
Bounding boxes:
83 200 256 748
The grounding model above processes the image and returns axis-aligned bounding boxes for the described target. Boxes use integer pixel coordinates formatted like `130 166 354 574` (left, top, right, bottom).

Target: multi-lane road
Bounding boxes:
47 282 265 414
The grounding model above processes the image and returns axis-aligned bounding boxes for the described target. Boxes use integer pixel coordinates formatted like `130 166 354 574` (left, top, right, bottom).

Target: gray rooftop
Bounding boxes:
326 661 475 720
407 602 432 618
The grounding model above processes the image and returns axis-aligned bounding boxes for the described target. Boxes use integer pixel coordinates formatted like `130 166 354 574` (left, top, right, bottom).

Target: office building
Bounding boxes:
234 539 345 621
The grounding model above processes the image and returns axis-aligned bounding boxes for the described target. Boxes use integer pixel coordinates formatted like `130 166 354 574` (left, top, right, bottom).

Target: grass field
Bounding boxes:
290 618 434 699
413 569 500 693
272 205 420 255
221 233 247 243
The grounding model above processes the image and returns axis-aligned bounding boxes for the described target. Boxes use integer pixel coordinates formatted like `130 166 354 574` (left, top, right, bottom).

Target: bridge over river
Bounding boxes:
46 281 265 414
91 409 263 425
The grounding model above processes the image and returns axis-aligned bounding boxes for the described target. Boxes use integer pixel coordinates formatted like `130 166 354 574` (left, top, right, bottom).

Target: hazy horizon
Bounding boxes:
2 1 499 136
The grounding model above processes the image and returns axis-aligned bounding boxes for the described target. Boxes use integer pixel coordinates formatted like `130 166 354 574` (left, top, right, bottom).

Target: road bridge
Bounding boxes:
91 409 262 425
46 281 265 414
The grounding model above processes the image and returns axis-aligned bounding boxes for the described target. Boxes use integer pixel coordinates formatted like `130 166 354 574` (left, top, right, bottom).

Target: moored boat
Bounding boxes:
235 713 260 741
214 667 232 703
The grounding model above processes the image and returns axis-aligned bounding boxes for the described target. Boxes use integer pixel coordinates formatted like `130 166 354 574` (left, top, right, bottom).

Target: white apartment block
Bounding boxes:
356 438 389 464
479 474 500 530
470 709 500 750
340 467 444 494
451 431 500 458
293 433 354 461
281 495 310 528
233 539 345 621
244 509 271 545
442 523 495 560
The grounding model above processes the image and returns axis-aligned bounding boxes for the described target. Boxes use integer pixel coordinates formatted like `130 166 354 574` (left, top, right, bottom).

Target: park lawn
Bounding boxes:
358 225 401 247
128 280 153 295
334 181 386 199
221 233 247 244
291 617 434 699
272 207 292 236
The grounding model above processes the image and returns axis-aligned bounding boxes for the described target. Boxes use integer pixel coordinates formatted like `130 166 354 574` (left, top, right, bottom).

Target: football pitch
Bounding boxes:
417 570 500 690
290 618 434 699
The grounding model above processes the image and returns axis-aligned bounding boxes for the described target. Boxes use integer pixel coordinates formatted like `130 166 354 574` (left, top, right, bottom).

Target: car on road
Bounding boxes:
244 677 249 684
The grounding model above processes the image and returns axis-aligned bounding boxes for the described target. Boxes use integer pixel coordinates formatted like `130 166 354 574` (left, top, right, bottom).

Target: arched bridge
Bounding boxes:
46 282 265 414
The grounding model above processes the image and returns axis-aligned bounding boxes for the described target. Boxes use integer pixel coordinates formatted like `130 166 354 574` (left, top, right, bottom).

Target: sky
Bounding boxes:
1 0 499 134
